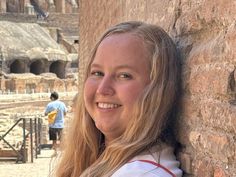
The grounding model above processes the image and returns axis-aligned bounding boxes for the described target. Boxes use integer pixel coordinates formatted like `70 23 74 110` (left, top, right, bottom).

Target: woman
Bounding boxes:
56 21 182 177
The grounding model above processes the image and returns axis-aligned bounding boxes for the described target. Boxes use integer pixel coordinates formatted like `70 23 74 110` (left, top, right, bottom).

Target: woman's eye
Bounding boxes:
119 73 132 79
90 71 104 77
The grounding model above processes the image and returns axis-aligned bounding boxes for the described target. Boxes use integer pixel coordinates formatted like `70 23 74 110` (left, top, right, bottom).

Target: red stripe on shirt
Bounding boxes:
130 160 176 177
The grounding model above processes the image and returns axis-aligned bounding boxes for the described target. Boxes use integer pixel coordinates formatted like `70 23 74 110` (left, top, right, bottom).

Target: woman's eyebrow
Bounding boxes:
91 63 132 69
115 64 133 69
90 63 138 73
90 63 102 68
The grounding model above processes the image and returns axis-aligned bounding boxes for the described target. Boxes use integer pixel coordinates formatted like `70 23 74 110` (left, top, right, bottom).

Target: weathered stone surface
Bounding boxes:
0 5 79 92
0 21 67 61
0 0 79 14
189 63 235 97
78 0 236 176
190 131 234 163
1 73 77 94
194 159 213 177
0 1 79 164
175 0 235 35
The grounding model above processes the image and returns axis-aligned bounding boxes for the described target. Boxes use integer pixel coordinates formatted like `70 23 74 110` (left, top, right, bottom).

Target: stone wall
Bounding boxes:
0 74 78 94
0 0 79 14
78 0 236 176
42 13 79 36
0 13 37 23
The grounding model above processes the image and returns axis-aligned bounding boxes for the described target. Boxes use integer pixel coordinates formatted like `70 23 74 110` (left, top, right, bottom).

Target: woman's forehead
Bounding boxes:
93 34 149 65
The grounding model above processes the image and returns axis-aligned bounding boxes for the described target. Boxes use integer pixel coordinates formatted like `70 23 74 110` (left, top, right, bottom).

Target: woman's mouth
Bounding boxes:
97 102 121 109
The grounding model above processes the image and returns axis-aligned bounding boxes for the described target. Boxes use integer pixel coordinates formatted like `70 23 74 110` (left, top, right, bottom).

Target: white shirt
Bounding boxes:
112 145 182 177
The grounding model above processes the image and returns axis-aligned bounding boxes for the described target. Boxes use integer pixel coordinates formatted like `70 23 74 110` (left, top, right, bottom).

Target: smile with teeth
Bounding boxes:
97 102 120 109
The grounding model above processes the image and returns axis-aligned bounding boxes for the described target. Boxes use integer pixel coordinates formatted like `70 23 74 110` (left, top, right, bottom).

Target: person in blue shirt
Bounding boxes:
45 91 67 156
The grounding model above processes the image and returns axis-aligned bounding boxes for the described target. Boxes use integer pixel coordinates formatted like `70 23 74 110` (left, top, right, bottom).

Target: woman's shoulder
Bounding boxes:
112 160 175 177
112 145 183 177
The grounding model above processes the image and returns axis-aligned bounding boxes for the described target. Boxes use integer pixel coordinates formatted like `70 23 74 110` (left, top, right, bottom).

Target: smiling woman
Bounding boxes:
55 21 183 177
84 33 150 143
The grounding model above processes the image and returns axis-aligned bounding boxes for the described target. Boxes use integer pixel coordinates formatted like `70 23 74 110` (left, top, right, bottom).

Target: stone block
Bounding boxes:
53 79 65 92
188 63 235 96
176 0 235 35
189 131 234 163
224 22 236 63
187 32 227 66
180 96 200 125
199 101 236 134
194 159 213 177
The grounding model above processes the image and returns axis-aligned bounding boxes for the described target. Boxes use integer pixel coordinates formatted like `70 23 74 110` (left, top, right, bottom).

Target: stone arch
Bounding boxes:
49 60 66 79
10 59 25 73
70 60 78 68
30 59 45 75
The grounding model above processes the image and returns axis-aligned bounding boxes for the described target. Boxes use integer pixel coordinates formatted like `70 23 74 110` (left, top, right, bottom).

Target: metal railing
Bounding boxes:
0 116 43 163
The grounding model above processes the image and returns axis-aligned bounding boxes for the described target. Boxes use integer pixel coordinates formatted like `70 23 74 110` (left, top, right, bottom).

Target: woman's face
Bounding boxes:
84 33 150 143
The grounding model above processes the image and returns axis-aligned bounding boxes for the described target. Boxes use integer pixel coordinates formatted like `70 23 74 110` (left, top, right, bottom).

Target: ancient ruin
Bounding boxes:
0 0 79 163
0 0 79 93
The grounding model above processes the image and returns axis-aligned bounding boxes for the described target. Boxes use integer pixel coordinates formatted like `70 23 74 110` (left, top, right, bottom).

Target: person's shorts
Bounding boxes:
49 128 63 141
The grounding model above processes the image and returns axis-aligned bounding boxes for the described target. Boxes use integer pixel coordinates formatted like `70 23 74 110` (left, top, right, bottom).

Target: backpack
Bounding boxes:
48 109 58 124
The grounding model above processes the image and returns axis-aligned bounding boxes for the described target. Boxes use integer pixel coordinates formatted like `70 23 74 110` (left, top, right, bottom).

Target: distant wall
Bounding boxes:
0 12 79 37
43 13 79 36
78 1 236 176
0 13 37 23
0 0 79 14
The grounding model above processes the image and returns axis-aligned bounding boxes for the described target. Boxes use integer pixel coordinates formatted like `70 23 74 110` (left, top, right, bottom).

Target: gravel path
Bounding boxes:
0 149 59 177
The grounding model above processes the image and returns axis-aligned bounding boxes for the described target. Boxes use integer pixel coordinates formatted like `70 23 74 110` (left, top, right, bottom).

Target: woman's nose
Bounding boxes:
96 76 115 96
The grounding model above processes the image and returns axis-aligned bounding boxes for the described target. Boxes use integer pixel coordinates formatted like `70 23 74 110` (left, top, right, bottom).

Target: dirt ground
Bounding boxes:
0 93 75 177
0 148 59 177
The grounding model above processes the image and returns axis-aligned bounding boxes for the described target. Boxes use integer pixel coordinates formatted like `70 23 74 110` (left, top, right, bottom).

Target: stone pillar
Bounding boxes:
24 0 31 4
24 3 35 15
48 0 55 6
24 0 32 14
70 0 78 8
0 0 7 13
0 76 5 93
71 0 78 13
48 0 55 12
45 62 50 73
19 0 25 13
55 0 65 13
25 61 30 73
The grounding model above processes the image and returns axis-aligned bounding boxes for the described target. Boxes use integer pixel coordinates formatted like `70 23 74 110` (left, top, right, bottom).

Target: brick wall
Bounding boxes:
42 13 79 36
78 0 236 176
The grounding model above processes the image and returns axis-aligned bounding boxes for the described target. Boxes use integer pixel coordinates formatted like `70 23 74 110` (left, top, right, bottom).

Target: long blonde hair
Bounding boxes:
56 21 181 177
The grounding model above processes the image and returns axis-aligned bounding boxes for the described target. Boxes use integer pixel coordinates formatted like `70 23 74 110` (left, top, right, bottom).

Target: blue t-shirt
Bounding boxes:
45 100 67 128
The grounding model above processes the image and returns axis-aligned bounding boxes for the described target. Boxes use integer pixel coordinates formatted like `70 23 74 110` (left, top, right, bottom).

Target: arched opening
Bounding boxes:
49 60 66 79
71 60 78 68
30 60 45 75
10 60 25 73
